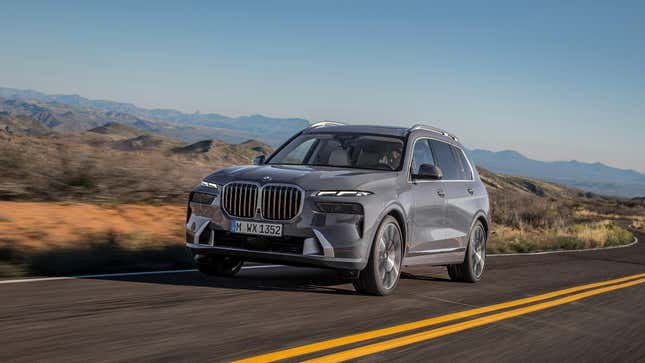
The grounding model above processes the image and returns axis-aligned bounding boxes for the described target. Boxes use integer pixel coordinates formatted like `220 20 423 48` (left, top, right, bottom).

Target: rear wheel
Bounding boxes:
353 216 403 296
448 221 486 282
196 255 243 277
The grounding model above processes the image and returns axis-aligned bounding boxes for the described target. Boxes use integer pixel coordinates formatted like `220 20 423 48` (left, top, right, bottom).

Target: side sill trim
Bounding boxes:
407 246 466 256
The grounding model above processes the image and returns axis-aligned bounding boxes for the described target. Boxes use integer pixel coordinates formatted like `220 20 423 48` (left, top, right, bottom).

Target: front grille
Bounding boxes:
222 183 258 218
261 185 303 220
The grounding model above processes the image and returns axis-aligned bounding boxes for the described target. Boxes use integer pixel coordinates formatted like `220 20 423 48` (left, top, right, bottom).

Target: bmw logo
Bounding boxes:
262 176 272 182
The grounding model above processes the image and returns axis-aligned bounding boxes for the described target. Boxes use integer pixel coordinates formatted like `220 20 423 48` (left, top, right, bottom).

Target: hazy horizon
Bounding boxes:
1 1 643 172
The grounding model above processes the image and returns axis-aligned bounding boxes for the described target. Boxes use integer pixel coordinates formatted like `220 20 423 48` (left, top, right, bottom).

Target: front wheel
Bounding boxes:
196 255 243 277
448 221 486 282
353 216 403 296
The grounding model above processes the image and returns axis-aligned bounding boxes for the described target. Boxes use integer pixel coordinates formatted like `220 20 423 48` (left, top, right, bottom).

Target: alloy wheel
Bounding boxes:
470 224 486 278
376 222 402 290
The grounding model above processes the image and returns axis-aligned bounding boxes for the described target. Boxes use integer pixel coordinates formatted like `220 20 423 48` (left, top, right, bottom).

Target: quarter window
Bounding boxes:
429 140 461 180
452 147 473 180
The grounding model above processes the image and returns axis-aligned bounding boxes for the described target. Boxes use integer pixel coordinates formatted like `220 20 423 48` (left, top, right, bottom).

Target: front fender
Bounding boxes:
367 200 409 255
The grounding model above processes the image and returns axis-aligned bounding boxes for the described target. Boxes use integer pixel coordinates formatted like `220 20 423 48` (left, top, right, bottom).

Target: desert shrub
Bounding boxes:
550 236 587 250
489 190 571 230
0 136 207 202
604 224 634 246
0 144 25 171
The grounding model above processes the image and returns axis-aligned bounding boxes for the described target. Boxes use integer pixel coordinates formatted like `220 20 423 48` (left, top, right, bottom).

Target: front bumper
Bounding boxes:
186 242 364 270
185 187 373 271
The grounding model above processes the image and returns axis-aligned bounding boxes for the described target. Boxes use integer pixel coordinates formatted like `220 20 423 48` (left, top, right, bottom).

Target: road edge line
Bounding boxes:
489 235 638 257
0 265 283 284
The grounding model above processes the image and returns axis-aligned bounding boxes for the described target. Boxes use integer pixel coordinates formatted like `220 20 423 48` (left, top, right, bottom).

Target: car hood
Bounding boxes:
203 164 399 191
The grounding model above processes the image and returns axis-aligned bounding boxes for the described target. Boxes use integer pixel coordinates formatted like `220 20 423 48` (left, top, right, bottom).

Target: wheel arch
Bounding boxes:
378 202 408 256
471 210 490 240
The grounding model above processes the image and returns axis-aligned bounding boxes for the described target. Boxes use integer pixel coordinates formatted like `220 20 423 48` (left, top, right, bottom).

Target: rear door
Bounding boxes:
428 140 474 258
406 138 450 265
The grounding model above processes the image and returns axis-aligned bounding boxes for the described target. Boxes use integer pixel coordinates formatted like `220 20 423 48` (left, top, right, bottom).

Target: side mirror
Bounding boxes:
414 164 442 180
252 155 266 165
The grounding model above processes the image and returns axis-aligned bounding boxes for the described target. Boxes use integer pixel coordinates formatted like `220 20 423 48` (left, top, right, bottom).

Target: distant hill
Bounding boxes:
477 167 591 200
469 149 645 198
85 123 186 151
0 121 273 201
0 111 52 136
88 122 148 139
0 97 159 134
172 138 272 164
0 87 309 145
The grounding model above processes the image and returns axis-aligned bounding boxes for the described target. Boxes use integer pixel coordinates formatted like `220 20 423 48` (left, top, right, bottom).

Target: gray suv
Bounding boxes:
186 122 489 295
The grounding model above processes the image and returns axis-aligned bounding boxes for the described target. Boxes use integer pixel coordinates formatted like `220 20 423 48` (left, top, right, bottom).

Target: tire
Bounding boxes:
448 221 486 282
196 255 243 277
353 216 403 296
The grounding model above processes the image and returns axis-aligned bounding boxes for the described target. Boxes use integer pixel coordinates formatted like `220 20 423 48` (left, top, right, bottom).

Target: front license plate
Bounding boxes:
230 220 282 237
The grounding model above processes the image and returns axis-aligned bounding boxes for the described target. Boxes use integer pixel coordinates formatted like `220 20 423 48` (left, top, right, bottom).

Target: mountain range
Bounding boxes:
0 87 309 145
1 86 643 198
469 149 645 198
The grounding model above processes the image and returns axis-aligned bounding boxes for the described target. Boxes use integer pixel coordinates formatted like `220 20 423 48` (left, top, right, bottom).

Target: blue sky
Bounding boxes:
1 1 644 171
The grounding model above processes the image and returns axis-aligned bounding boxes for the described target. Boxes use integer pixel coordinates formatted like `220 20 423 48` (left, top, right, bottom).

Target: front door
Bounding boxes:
405 138 451 265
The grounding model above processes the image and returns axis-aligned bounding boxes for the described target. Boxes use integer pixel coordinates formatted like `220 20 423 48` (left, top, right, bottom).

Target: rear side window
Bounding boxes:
452 146 473 180
429 140 461 180
411 139 436 175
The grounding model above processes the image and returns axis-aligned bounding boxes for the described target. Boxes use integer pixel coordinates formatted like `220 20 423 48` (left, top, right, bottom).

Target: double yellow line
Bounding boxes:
234 272 645 363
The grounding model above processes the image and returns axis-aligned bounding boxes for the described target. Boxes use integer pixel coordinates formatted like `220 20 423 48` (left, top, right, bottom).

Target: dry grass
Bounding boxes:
576 207 645 231
485 179 640 253
0 202 189 277
0 202 185 250
488 221 634 253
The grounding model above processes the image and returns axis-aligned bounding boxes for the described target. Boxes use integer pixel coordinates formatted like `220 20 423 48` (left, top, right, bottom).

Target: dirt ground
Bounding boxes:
0 202 185 250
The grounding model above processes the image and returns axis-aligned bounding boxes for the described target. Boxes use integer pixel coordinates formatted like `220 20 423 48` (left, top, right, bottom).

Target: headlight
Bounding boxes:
313 190 372 197
200 181 220 191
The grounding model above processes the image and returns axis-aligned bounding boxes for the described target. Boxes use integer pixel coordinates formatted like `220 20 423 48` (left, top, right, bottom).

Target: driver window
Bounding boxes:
283 138 316 164
411 139 436 175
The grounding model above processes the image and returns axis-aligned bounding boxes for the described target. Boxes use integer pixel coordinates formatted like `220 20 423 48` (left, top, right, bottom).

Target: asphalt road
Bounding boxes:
1 230 644 363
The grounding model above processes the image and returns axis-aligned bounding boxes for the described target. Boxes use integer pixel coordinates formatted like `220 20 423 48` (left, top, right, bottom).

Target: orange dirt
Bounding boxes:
0 202 185 250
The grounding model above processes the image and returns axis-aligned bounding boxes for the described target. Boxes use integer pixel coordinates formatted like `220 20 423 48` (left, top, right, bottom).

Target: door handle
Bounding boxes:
437 189 445 198
467 187 474 195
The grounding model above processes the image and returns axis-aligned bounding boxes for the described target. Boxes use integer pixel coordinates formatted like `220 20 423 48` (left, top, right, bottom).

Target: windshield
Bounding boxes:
267 133 405 171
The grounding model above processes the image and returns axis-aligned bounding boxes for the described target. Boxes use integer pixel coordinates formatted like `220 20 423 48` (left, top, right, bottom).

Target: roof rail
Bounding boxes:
309 121 346 128
409 124 459 142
